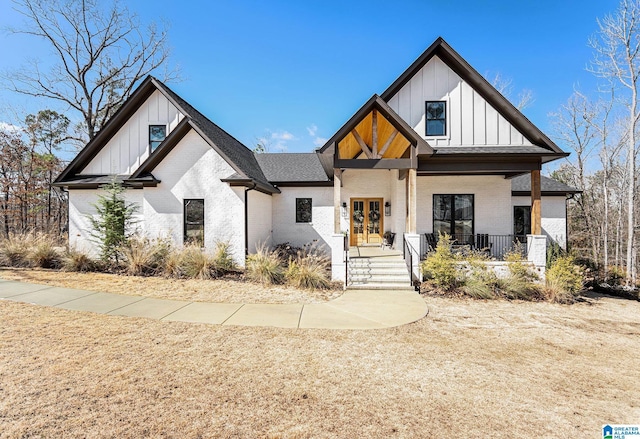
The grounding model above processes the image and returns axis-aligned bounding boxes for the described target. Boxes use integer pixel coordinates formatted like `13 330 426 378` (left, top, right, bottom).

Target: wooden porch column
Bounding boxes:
531 169 541 235
334 168 342 233
407 168 417 234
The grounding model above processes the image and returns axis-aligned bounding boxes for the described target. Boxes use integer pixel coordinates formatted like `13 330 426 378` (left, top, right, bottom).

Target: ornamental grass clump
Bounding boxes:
28 237 62 269
501 246 543 300
62 248 97 272
421 234 464 291
179 245 218 279
0 234 32 267
285 243 331 290
245 243 284 284
119 236 170 276
461 254 500 299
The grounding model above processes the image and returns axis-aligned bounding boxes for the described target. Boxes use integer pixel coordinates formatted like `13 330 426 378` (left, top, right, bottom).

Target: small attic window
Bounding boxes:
149 125 166 152
425 101 446 136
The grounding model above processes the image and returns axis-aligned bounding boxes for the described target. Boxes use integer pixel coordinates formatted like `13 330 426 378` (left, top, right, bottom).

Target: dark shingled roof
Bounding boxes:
511 174 581 195
150 80 276 193
255 153 330 183
56 76 277 194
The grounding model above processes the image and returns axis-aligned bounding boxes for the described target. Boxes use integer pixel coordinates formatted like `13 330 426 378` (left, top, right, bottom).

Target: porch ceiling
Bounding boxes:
337 110 411 160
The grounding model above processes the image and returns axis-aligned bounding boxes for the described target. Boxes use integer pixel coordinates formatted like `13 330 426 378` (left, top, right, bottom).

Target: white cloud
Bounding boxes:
313 137 328 147
271 130 295 141
306 124 318 137
0 122 23 132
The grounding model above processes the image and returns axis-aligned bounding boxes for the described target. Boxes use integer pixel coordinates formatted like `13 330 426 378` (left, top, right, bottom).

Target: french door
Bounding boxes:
350 198 384 246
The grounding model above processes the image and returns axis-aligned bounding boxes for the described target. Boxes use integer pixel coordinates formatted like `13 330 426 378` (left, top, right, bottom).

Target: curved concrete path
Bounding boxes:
0 279 428 330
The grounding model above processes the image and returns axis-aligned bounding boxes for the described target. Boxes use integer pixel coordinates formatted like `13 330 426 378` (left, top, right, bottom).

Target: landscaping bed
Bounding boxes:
0 268 343 304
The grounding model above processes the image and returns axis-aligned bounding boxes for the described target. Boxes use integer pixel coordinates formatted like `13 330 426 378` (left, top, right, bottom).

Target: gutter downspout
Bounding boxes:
244 182 257 258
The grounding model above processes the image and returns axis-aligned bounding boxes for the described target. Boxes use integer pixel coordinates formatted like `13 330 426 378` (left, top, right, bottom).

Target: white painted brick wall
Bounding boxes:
69 129 247 265
68 188 144 257
271 186 334 252
247 190 273 252
512 195 567 249
417 175 513 235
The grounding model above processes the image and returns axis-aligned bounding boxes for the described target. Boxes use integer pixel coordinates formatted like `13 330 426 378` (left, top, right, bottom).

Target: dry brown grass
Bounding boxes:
0 268 342 304
0 291 639 438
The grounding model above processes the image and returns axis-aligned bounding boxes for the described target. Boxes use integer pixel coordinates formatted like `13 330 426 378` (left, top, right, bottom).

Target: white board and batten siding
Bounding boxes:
386 55 534 148
83 90 185 175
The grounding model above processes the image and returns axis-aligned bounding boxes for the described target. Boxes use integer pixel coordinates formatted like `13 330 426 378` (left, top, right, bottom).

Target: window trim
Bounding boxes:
183 199 205 247
295 197 312 223
432 194 475 237
149 124 167 153
425 100 447 137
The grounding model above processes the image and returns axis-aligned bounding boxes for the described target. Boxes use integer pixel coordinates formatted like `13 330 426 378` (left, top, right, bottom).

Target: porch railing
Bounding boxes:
343 233 349 288
420 233 528 261
403 236 420 290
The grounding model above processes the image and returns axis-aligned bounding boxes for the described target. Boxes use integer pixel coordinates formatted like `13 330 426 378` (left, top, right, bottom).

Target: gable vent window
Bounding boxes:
296 198 312 223
184 199 205 247
149 125 166 152
425 101 446 136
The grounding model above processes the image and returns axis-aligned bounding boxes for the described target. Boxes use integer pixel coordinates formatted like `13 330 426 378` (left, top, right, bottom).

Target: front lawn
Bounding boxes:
1 289 638 437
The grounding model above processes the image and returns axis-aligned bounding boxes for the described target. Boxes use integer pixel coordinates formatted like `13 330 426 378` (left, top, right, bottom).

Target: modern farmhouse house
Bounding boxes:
54 37 577 287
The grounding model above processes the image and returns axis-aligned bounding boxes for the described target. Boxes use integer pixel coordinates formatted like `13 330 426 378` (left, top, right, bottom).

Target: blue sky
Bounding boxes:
0 0 618 156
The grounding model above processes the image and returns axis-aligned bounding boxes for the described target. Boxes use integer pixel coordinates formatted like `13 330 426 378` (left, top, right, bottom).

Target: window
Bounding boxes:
425 101 446 136
149 125 166 152
184 199 204 246
296 198 312 223
433 194 474 240
514 206 531 239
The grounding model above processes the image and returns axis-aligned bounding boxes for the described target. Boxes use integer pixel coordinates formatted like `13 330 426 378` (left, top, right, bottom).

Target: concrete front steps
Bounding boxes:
347 253 414 290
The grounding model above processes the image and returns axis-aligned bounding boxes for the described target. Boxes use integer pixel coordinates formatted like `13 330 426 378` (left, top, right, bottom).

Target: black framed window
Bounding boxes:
425 101 446 136
514 206 531 239
296 198 312 223
433 194 474 239
149 125 166 152
184 199 204 246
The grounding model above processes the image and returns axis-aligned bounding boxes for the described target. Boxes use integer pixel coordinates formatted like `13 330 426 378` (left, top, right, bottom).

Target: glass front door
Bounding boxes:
350 198 384 246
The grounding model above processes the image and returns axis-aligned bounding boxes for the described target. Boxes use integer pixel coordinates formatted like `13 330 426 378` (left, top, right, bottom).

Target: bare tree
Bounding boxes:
5 0 177 143
589 0 640 284
488 72 535 110
551 90 599 261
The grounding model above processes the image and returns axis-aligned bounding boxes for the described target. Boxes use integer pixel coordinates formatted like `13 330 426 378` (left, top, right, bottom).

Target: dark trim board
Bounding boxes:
334 158 415 169
418 156 542 174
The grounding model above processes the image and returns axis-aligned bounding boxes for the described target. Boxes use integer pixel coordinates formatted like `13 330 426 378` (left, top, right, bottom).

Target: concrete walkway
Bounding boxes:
0 278 428 330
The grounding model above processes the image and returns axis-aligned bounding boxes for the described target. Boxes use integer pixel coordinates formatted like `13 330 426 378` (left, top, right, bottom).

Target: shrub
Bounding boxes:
546 240 565 268
285 244 331 290
421 234 463 290
273 242 304 267
88 179 138 263
62 248 97 272
605 266 625 286
246 243 284 284
546 254 583 297
119 236 170 276
212 241 236 273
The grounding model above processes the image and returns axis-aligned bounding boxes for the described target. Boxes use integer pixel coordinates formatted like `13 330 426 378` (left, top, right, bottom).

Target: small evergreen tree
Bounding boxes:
88 179 137 263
